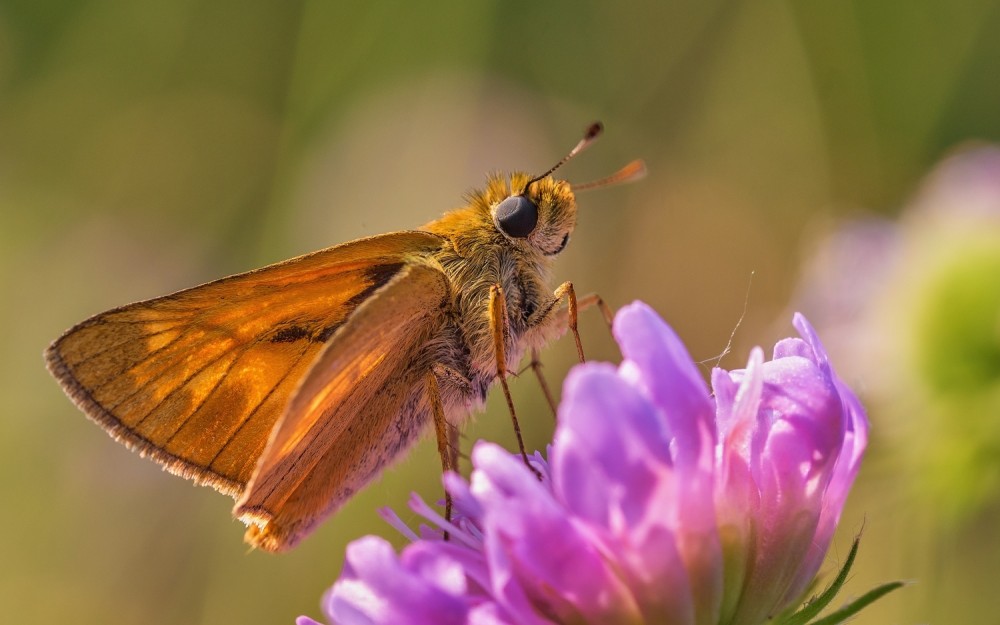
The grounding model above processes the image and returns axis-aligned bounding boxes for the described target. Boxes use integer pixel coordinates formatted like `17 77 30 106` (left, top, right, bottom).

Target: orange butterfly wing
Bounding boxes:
45 231 447 497
235 262 452 551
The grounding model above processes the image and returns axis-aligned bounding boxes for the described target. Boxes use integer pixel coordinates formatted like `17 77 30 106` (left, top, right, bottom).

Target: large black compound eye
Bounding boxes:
495 195 538 238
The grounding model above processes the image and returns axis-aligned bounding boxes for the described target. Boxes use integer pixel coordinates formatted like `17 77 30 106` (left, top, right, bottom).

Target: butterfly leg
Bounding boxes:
575 292 615 329
528 347 558 420
425 371 455 526
429 363 470 472
531 283 615 364
520 289 613 422
558 287 616 363
556 282 586 362
489 284 542 480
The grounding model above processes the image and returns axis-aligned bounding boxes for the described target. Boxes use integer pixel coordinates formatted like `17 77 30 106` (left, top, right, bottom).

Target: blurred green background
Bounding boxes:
3 1 999 623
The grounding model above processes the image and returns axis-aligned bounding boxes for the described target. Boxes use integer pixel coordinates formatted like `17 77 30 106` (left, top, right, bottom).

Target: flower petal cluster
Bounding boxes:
301 302 868 625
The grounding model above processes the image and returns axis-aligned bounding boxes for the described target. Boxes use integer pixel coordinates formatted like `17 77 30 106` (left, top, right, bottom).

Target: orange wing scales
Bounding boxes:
206 349 317 482
45 231 447 499
161 340 312 467
235 262 452 551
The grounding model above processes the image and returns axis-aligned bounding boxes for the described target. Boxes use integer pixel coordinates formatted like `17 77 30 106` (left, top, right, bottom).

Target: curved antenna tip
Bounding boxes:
525 121 606 189
571 159 646 192
583 121 603 141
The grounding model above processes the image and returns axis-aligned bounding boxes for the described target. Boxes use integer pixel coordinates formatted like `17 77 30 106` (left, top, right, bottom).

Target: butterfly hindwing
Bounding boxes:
235 261 452 551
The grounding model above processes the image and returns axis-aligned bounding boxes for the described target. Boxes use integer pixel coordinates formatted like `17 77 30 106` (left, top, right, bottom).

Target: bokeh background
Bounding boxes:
3 1 999 623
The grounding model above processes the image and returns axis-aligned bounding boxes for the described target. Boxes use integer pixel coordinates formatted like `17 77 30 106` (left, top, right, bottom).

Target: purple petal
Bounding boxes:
326 537 469 625
613 303 723 623
613 301 715 466
791 314 832 378
379 507 420 542
723 318 859 624
553 363 702 623
751 360 841 588
553 364 670 529
779 317 870 602
712 349 765 623
468 603 520 625
471 443 643 624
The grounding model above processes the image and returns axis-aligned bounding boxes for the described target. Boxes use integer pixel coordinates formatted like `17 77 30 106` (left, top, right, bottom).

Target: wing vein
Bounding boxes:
160 347 246 446
72 325 187 368
119 337 235 424
206 342 313 472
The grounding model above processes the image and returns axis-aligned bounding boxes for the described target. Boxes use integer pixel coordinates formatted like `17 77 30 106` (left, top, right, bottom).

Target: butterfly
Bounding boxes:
45 121 643 552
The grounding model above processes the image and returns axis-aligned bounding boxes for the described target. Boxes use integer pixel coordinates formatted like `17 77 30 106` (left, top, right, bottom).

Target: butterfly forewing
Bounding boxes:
45 231 447 496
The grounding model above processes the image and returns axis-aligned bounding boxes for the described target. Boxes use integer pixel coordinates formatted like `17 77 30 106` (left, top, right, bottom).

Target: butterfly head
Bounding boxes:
492 174 576 256
431 122 643 258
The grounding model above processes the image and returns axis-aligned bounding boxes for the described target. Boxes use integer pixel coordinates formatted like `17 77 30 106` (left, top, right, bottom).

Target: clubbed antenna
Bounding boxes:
571 159 647 191
524 122 604 190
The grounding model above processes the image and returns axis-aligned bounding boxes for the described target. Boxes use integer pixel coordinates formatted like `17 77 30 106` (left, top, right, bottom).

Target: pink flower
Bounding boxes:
302 302 873 625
